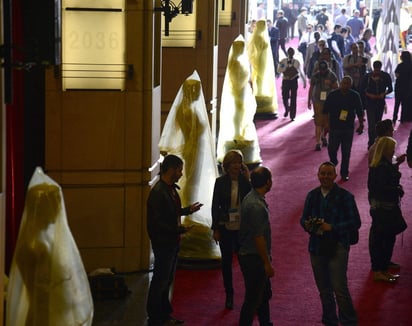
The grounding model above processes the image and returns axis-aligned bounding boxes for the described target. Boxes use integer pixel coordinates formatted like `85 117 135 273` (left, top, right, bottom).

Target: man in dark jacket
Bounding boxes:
361 60 393 148
267 19 280 75
275 9 288 57
146 154 203 326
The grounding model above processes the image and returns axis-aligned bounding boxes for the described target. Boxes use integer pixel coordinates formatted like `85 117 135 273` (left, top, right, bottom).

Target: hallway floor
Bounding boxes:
92 271 151 326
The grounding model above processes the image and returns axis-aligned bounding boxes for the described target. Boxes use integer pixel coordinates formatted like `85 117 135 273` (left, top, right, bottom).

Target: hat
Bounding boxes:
319 61 328 70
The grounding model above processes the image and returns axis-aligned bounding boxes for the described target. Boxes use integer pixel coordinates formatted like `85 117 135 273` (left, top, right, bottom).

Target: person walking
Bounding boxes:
267 19 280 76
297 7 308 40
308 60 339 151
277 47 306 120
393 51 412 125
275 10 288 57
238 166 274 326
211 150 251 310
146 154 203 326
342 42 368 94
361 60 393 149
301 161 361 326
323 75 364 181
346 10 364 41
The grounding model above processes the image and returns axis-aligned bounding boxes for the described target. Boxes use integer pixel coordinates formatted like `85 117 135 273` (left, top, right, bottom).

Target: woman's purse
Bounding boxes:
373 205 407 236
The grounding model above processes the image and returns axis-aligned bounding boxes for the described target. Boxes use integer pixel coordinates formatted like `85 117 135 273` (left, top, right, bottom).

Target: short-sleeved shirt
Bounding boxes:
346 17 364 39
316 12 329 26
239 189 271 256
323 88 363 130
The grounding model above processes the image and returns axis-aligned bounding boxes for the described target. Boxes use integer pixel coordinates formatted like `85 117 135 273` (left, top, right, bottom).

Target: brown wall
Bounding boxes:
43 0 244 273
44 1 156 272
161 1 218 127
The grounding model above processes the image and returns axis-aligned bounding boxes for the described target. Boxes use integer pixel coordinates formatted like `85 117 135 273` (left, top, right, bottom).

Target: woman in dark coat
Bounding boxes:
368 136 406 282
393 51 412 124
211 150 251 309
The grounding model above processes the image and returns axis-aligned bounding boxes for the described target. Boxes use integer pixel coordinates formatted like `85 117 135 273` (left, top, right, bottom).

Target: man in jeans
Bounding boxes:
301 161 361 326
238 166 274 326
146 154 203 326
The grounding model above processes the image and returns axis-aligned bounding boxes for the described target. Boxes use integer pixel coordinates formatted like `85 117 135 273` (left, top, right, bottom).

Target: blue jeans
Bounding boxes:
310 243 358 326
218 227 239 295
146 243 179 325
239 254 273 326
327 129 354 177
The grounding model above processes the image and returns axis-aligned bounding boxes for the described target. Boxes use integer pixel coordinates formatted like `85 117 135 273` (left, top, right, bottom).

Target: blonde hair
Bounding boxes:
370 136 396 167
222 150 243 173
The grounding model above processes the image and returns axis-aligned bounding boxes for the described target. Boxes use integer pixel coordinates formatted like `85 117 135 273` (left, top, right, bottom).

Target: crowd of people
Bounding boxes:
255 2 412 165
146 143 411 325
144 3 412 326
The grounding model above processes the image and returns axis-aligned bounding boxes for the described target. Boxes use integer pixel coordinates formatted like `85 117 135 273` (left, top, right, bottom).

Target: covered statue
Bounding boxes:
6 167 93 326
217 34 262 164
158 70 220 261
247 19 278 117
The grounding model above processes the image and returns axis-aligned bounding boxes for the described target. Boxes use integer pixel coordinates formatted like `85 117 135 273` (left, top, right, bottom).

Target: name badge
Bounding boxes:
228 208 240 223
339 110 348 121
320 91 327 101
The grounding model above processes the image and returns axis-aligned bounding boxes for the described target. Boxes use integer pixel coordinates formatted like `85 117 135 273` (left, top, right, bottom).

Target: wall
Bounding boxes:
44 0 158 273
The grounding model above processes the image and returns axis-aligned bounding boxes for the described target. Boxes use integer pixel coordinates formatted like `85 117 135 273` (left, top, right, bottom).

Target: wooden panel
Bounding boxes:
60 93 125 170
63 186 125 248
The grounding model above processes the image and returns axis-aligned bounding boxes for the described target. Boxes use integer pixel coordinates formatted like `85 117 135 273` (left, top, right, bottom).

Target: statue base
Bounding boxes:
177 258 221 270
223 139 262 165
255 96 278 119
254 112 278 120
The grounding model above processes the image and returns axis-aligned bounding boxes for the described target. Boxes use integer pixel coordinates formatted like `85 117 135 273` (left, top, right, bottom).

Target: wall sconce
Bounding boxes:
155 0 194 36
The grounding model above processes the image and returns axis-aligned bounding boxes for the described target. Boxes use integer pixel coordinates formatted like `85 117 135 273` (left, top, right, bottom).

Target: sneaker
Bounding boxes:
315 144 321 151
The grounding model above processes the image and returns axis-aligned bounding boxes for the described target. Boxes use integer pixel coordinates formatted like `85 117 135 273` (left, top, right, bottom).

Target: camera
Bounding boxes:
305 216 324 234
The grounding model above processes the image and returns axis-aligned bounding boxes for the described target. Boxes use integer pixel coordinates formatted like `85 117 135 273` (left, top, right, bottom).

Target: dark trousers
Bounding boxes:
147 243 179 325
281 78 298 119
239 254 272 326
278 38 287 57
270 42 279 74
218 227 239 295
310 244 358 326
393 92 412 122
327 129 354 177
366 101 385 147
369 208 397 271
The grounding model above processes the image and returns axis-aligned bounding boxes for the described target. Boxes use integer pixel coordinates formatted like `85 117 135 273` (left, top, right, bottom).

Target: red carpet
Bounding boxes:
172 40 412 325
